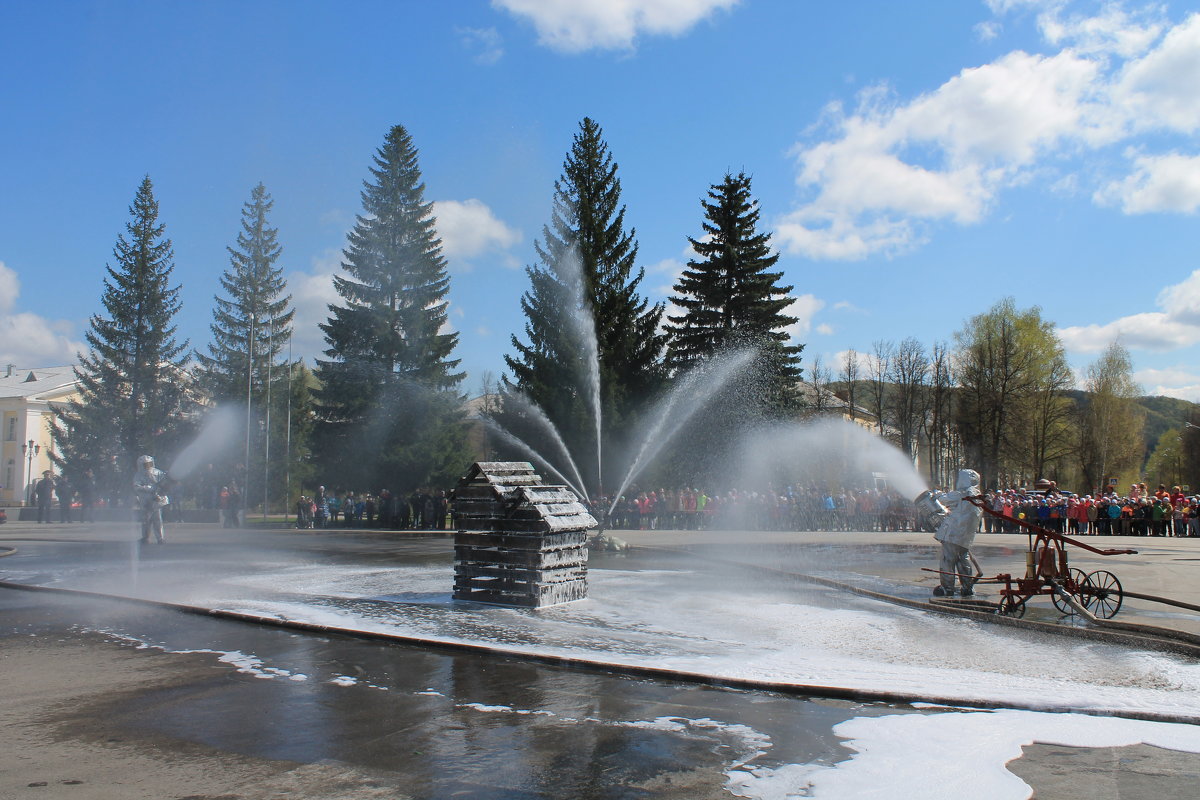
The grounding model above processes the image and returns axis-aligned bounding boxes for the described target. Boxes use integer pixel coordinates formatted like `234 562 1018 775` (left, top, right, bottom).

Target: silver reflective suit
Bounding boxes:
933 469 982 594
134 457 168 544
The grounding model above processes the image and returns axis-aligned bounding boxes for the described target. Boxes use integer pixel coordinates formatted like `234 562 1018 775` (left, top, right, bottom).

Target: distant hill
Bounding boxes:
1136 394 1199 451
1032 390 1196 457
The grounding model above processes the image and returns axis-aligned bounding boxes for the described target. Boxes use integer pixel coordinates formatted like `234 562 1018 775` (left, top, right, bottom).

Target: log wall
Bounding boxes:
451 462 595 607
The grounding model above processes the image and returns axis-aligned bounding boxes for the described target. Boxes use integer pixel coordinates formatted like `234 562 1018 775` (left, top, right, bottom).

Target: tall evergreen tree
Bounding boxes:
52 176 192 497
194 183 298 510
504 117 666 491
314 124 468 490
666 172 802 412
196 183 293 400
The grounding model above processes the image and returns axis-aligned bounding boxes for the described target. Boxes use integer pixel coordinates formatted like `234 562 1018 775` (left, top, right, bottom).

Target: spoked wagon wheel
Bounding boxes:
1051 568 1090 615
998 595 1026 618
1083 570 1123 618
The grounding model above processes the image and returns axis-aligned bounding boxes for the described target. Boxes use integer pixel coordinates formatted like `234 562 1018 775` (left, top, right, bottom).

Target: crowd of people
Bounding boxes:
599 486 928 532
31 468 98 523
984 483 1200 537
596 481 1200 537
295 486 450 530
21 462 1200 539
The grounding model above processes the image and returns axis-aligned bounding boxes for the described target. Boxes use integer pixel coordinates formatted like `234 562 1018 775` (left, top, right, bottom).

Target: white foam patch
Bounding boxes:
613 716 772 769
88 628 309 682
453 705 776 772
188 564 1200 721
727 709 1200 800
184 650 308 681
54 557 1200 721
457 702 555 716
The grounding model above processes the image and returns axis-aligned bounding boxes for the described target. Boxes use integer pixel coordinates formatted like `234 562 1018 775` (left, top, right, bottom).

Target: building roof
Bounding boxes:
462 393 500 419
0 365 80 401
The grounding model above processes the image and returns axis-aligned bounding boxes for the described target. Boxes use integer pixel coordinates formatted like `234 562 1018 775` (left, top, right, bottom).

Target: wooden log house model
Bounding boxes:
451 462 596 607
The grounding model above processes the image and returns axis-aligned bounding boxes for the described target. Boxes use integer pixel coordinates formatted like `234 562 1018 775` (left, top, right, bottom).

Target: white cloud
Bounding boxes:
984 0 1056 13
1058 269 1200 354
1057 312 1200 352
0 262 17 314
1114 12 1200 133
1039 3 1165 57
776 213 921 261
1159 270 1200 326
0 261 85 367
1152 384 1200 402
458 26 505 64
1135 365 1200 385
1096 151 1200 213
433 199 521 269
815 323 834 336
975 20 1002 41
1134 367 1200 402
494 0 740 53
783 293 825 340
285 249 341 363
777 7 1200 260
645 256 684 297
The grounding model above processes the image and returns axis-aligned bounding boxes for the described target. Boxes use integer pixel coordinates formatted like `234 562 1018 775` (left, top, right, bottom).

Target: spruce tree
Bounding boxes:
504 117 666 491
314 124 468 491
666 172 803 412
197 183 293 400
195 183 297 510
52 176 192 498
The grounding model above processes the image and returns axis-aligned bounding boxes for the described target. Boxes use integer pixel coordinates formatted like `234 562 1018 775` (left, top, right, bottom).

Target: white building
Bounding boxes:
0 365 80 505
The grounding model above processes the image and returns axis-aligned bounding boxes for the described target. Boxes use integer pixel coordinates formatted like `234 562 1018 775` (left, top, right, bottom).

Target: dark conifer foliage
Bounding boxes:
314 124 469 490
196 183 293 402
504 117 667 490
52 176 193 496
667 172 803 412
194 183 301 509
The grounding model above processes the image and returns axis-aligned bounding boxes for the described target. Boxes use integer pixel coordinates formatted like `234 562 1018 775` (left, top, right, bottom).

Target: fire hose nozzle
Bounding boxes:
913 489 948 517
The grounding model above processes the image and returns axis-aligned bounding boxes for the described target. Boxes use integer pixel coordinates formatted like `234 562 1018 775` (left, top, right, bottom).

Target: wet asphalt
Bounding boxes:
0 523 901 799
2 520 1199 799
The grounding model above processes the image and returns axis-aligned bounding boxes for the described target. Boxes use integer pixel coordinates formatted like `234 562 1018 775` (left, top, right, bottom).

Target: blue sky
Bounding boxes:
2 0 1199 399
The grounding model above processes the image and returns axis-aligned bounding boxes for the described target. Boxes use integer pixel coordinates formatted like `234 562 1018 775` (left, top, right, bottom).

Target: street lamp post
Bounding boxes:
20 439 39 505
1182 422 1200 491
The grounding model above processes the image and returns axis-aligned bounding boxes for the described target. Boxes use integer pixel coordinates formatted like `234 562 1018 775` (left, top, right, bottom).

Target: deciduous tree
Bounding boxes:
953 298 1070 488
1078 341 1144 494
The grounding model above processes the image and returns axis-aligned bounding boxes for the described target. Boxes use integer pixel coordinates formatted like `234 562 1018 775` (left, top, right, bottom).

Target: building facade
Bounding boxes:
0 366 80 505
